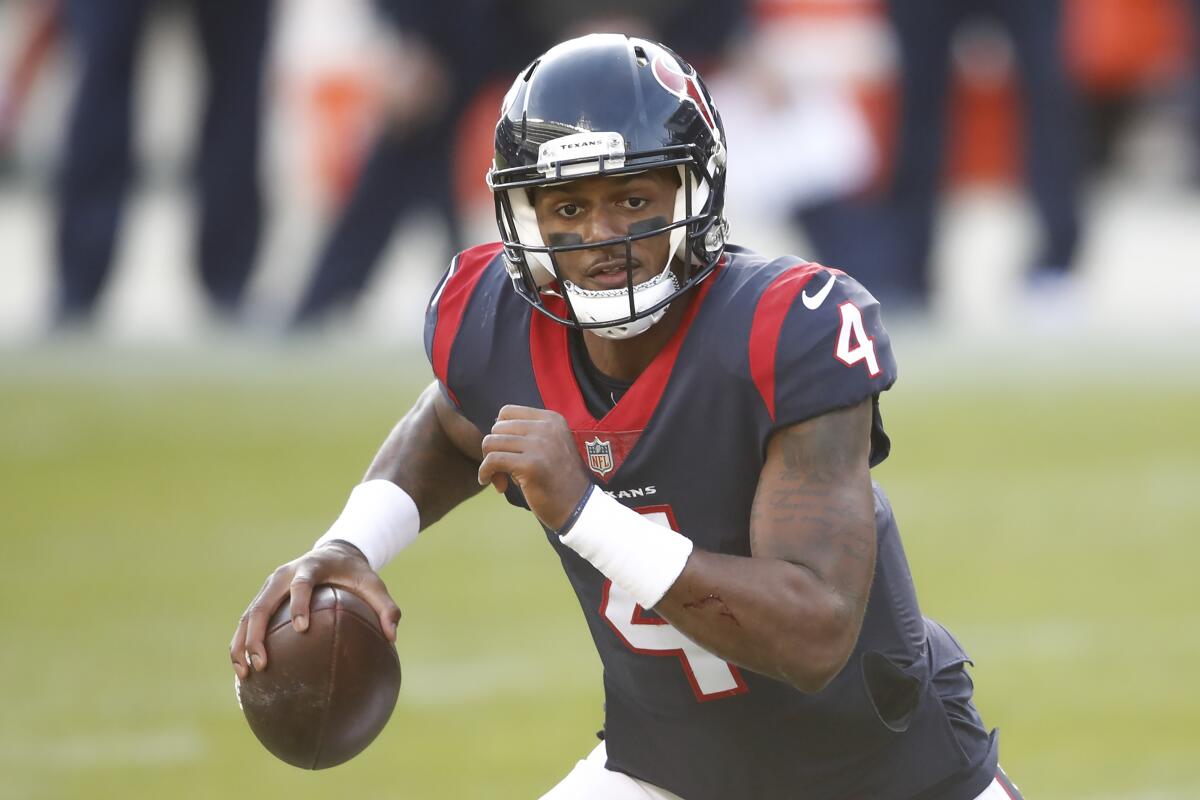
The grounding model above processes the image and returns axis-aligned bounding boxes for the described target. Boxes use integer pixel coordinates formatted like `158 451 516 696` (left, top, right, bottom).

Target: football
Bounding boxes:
235 585 401 769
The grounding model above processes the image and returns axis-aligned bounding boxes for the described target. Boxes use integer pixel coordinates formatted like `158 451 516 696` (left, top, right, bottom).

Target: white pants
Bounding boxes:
540 743 685 800
541 742 1021 800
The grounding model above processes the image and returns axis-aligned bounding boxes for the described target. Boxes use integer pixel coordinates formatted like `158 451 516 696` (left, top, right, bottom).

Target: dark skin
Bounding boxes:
231 169 877 693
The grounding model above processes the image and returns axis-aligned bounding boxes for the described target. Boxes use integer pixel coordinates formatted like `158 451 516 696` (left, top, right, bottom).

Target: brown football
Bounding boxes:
235 585 401 769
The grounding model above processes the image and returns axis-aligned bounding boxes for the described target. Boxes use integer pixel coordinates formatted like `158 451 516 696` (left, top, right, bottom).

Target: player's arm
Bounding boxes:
653 398 876 692
362 381 487 522
478 398 876 694
230 382 485 680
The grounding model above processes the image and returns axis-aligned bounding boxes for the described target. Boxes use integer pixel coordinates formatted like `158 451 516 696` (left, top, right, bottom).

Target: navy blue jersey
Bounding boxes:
425 243 999 800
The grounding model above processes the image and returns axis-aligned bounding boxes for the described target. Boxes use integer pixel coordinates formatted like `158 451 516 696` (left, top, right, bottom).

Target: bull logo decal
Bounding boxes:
651 54 719 138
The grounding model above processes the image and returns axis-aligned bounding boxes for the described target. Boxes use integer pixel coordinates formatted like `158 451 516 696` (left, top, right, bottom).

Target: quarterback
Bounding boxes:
232 34 1020 800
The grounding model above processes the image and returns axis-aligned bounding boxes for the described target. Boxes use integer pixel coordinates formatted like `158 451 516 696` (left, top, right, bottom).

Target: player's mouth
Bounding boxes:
585 258 643 289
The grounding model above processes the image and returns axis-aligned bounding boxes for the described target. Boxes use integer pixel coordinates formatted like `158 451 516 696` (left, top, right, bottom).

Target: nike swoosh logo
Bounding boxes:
801 274 836 310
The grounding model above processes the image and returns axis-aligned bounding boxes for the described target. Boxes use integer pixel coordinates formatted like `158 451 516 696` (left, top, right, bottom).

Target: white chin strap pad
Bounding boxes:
563 269 679 340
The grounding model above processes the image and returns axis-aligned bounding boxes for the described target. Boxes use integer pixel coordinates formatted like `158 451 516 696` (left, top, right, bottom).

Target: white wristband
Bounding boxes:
314 480 420 571
558 486 694 609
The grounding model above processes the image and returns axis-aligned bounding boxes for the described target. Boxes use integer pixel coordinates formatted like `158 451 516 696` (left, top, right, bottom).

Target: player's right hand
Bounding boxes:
229 541 401 680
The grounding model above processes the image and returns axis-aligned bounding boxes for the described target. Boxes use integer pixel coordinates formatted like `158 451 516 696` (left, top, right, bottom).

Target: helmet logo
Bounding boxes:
538 132 626 178
651 55 718 138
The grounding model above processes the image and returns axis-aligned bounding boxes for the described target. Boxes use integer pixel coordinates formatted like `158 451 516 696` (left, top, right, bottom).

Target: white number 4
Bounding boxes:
600 508 748 702
835 302 881 377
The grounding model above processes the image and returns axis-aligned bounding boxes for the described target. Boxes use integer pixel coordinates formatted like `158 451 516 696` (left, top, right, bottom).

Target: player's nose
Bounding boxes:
584 206 624 243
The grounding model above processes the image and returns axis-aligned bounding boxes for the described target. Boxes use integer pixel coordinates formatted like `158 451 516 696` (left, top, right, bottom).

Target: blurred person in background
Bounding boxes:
1191 0 1200 181
0 1 60 173
290 0 746 328
1065 0 1200 181
886 0 1082 312
711 1 896 305
288 0 523 328
55 0 272 327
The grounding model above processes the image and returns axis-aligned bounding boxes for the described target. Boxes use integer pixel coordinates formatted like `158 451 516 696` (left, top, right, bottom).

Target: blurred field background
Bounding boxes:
3 0 1200 798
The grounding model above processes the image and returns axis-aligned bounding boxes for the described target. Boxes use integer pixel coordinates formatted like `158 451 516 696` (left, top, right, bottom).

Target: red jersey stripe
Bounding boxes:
530 261 724 432
430 243 505 401
748 262 828 421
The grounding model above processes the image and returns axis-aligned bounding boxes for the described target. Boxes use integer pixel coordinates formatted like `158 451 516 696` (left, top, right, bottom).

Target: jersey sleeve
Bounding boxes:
423 242 506 410
749 265 897 433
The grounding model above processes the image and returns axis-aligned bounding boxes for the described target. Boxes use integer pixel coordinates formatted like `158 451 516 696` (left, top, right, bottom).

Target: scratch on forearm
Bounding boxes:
683 593 741 627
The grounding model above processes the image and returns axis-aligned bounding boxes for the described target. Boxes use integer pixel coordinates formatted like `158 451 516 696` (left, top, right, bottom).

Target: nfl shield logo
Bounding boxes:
585 437 614 477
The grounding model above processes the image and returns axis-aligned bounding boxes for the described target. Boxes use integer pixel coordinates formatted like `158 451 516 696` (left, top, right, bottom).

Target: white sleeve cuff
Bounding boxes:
314 480 420 571
559 486 693 609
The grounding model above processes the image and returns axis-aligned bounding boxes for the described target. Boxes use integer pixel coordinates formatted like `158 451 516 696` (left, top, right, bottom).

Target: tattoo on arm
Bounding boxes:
752 402 876 595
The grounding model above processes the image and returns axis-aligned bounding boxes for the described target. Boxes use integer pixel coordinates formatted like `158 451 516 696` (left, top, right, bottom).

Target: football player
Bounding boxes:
232 34 1020 800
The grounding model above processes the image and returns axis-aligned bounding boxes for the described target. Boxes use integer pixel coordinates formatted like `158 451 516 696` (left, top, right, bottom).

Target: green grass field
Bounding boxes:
2 342 1197 799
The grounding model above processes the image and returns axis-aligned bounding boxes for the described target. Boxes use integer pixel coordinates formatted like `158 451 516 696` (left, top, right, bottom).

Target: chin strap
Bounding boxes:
563 269 679 339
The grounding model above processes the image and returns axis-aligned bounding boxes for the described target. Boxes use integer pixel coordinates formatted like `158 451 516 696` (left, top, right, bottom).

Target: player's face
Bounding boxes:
531 169 680 291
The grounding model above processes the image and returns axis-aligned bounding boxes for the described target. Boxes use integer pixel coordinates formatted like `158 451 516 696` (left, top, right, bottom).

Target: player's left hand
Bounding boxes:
478 405 593 530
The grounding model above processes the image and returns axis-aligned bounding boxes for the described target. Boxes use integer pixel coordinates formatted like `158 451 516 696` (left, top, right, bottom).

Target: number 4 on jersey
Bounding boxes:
600 507 748 702
834 302 881 377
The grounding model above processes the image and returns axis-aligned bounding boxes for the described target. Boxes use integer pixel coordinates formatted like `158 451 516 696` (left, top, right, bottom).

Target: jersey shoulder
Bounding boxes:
423 242 509 403
704 246 897 429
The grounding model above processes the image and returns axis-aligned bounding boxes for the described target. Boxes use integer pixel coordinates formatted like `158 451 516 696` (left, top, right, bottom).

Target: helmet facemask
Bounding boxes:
490 138 727 339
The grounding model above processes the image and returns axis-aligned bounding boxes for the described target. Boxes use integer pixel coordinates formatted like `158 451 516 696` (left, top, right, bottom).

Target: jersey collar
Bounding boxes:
529 260 723 433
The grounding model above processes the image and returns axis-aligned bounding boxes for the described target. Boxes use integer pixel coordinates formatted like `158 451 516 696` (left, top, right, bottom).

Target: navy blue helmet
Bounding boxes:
487 34 729 338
